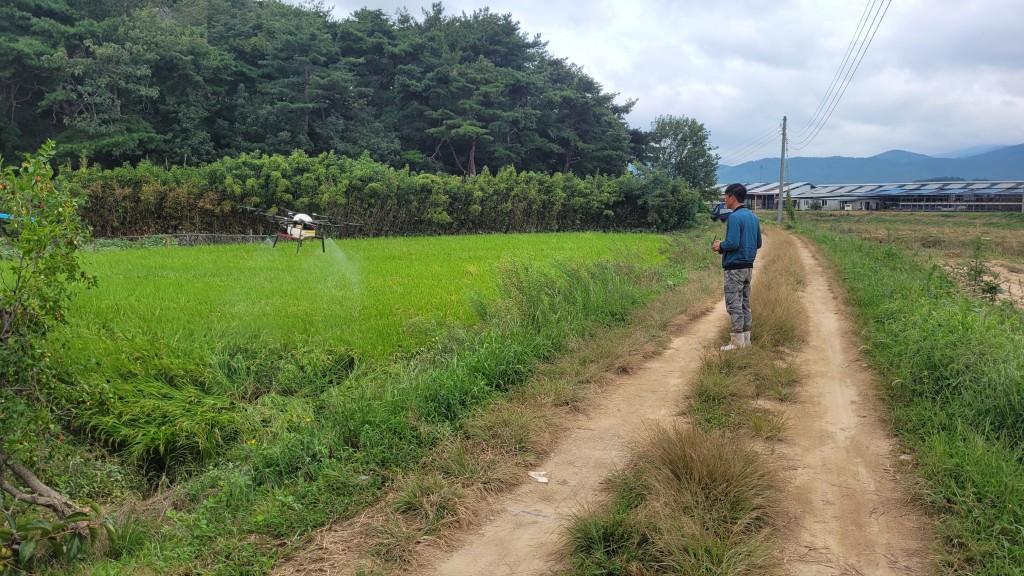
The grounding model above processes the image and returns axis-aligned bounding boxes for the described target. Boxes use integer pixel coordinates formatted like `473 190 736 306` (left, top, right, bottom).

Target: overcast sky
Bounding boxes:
320 0 1024 163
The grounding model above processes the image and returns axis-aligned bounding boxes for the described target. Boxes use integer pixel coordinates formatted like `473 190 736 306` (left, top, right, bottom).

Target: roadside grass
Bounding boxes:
563 226 808 575
35 230 716 574
689 349 799 438
802 221 1024 575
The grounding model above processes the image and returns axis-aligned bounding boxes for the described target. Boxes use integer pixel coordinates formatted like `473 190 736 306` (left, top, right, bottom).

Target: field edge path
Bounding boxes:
772 235 935 575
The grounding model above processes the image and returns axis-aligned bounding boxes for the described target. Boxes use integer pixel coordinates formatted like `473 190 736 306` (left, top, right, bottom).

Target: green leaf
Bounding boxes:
19 519 53 537
65 532 84 560
62 511 91 524
50 538 65 557
19 539 37 564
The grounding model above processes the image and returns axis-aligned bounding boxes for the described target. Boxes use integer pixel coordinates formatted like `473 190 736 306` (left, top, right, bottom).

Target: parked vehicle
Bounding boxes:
711 202 733 222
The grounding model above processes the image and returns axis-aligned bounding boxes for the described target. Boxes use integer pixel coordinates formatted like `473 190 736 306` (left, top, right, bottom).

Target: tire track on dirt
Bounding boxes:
774 236 934 575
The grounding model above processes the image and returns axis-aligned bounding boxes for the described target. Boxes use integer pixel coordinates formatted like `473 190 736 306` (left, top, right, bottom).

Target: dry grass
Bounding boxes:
749 230 807 349
565 426 778 575
272 262 722 575
691 229 806 434
640 427 775 534
800 211 1024 260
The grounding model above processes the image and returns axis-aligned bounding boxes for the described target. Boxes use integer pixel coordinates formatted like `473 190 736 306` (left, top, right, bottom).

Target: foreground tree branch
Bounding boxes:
0 448 84 519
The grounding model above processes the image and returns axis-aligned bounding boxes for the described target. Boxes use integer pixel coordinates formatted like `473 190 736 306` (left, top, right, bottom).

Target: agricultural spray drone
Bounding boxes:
240 207 359 253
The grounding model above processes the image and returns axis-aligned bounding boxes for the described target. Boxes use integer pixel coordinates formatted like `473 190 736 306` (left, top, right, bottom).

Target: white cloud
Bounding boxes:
323 0 1024 161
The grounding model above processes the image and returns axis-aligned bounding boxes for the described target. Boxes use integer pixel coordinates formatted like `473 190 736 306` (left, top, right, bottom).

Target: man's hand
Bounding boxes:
712 240 722 253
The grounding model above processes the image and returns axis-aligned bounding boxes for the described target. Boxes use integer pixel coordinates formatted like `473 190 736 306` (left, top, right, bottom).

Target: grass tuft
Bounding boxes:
392 473 465 531
565 426 776 576
746 408 787 441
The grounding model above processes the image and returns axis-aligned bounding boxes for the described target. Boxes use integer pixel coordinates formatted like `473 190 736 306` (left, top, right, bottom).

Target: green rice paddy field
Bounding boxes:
42 230 708 574
63 232 669 361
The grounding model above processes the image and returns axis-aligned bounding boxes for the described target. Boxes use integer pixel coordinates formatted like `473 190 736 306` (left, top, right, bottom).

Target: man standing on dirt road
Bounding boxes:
712 183 762 351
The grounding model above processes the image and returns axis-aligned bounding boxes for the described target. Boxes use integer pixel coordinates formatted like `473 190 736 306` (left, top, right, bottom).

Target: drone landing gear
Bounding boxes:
271 233 301 253
271 233 326 253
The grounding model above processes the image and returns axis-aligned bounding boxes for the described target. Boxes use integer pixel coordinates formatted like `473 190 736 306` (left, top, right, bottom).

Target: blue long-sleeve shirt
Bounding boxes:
720 206 762 269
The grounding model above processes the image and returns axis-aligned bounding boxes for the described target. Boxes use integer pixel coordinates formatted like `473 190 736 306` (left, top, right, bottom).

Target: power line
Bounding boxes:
790 0 893 150
718 125 780 166
718 134 777 166
721 124 778 153
717 124 778 163
791 0 892 150
792 0 889 145
791 0 878 139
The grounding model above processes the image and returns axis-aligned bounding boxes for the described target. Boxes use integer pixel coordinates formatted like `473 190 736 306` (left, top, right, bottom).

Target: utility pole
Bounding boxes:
776 116 787 224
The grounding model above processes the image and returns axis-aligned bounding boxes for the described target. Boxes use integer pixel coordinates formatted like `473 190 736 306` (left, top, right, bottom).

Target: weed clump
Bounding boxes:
565 427 776 575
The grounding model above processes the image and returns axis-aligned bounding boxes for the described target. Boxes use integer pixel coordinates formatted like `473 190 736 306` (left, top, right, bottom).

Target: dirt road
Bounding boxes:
409 233 933 576
772 237 933 575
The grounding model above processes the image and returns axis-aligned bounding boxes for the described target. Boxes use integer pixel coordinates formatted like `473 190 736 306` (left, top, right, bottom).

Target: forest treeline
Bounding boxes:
67 150 705 236
1 0 716 186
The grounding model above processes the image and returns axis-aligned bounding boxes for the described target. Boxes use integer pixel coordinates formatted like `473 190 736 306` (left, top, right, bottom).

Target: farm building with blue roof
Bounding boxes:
720 181 1024 212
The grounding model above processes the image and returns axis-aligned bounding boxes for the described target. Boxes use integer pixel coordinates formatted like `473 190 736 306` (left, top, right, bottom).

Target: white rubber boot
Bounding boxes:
740 331 751 348
720 332 742 351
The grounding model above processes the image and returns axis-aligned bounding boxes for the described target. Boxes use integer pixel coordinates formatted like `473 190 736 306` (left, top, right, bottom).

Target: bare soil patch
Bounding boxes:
990 261 1024 306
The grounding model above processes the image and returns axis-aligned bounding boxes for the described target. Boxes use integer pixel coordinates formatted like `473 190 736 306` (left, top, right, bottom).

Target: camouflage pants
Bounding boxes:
723 268 753 334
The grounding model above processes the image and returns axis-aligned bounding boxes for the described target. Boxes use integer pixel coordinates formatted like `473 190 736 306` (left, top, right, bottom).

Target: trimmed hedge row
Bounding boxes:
63 152 704 237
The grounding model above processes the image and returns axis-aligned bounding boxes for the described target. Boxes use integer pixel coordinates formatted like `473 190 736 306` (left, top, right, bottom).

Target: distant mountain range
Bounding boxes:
933 144 1009 159
717 143 1024 184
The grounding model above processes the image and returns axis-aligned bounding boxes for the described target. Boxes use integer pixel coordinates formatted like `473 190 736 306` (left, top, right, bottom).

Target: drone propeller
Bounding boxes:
241 206 296 222
240 205 364 228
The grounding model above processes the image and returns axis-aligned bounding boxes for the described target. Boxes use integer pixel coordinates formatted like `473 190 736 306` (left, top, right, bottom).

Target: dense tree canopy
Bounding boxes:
646 114 720 198
1 0 646 177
